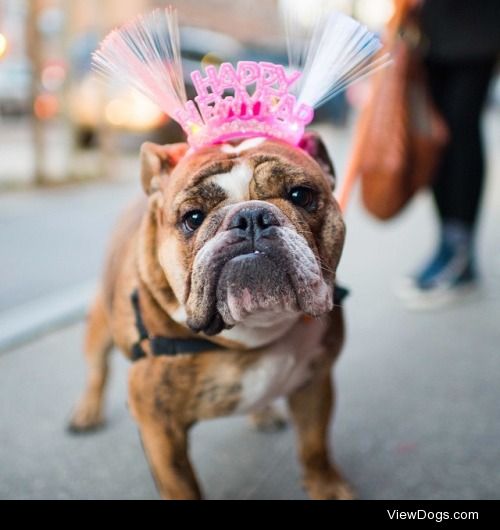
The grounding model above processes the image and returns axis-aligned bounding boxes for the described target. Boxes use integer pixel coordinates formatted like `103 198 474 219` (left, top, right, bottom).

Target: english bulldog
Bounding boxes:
69 132 351 500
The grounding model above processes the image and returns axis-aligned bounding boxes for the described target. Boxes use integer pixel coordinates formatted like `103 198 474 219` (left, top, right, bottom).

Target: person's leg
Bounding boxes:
432 58 496 228
410 60 454 287
411 57 496 292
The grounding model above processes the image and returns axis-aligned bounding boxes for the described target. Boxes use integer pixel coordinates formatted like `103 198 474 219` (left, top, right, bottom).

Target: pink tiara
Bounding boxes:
92 7 388 150
175 62 313 148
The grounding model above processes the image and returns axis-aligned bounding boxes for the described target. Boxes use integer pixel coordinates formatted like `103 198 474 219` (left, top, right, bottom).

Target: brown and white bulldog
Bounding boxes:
69 132 351 500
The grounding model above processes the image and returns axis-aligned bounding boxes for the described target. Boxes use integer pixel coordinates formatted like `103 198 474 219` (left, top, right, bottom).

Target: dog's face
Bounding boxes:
141 133 345 336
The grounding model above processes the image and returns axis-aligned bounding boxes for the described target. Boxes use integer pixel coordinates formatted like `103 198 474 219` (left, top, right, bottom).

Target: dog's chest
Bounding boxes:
234 318 328 413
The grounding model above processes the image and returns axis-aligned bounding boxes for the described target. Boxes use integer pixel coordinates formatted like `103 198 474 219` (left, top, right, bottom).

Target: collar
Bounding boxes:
130 284 349 362
333 284 349 306
130 289 225 361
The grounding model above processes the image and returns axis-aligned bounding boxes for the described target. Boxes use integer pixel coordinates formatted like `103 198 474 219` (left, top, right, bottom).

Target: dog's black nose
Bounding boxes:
228 207 280 241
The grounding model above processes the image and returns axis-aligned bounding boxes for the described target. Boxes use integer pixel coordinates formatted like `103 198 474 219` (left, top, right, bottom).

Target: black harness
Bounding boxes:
131 285 349 362
130 290 224 361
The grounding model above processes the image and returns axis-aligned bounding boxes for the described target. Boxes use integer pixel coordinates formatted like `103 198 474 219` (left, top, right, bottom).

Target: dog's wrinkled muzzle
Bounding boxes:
185 201 332 336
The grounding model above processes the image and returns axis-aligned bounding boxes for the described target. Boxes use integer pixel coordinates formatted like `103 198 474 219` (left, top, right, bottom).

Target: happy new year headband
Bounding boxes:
92 5 389 150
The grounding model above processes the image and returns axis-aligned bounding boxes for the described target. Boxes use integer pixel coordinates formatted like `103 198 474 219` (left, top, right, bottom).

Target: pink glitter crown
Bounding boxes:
93 8 388 151
174 61 314 149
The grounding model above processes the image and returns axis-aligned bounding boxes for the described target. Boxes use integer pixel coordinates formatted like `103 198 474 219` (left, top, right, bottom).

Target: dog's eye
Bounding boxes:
182 210 205 232
288 187 316 210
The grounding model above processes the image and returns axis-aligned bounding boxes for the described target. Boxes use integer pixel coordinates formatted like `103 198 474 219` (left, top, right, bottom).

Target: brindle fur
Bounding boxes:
69 134 352 500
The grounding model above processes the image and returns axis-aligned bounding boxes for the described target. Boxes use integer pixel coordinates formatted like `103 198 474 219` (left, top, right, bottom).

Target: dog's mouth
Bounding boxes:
215 250 299 328
185 227 333 336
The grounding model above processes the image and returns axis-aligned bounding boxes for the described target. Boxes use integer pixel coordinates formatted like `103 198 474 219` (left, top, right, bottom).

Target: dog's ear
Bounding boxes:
140 142 189 195
299 131 336 189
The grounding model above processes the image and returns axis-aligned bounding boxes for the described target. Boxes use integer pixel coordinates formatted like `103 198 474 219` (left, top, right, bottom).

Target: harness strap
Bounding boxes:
130 289 224 361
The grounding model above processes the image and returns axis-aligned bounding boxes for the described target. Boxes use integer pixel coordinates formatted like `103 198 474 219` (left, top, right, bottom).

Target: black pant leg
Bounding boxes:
425 58 496 228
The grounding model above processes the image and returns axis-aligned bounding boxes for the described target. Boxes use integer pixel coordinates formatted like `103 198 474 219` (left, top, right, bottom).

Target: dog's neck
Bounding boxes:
218 313 301 349
169 304 300 349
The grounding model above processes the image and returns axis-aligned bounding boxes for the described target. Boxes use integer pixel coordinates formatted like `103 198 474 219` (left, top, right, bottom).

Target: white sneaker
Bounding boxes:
396 278 480 311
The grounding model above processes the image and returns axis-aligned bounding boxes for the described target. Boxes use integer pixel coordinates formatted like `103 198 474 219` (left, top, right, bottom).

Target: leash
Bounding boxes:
130 285 350 362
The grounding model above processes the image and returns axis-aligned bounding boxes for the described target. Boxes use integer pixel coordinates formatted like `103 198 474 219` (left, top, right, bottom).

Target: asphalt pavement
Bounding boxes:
0 164 139 312
0 112 499 500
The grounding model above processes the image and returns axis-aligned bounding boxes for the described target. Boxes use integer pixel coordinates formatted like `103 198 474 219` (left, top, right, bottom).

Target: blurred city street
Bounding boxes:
1 108 499 499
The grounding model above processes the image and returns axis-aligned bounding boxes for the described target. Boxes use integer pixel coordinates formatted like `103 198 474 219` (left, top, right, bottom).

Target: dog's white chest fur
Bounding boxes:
234 317 328 413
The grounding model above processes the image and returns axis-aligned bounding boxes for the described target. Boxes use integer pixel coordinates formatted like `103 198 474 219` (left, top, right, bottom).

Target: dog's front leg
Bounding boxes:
128 359 202 500
287 366 354 500
136 415 200 500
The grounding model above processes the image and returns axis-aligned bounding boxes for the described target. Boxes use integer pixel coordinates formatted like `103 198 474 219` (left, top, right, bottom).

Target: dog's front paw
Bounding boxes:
67 398 105 433
304 469 356 500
